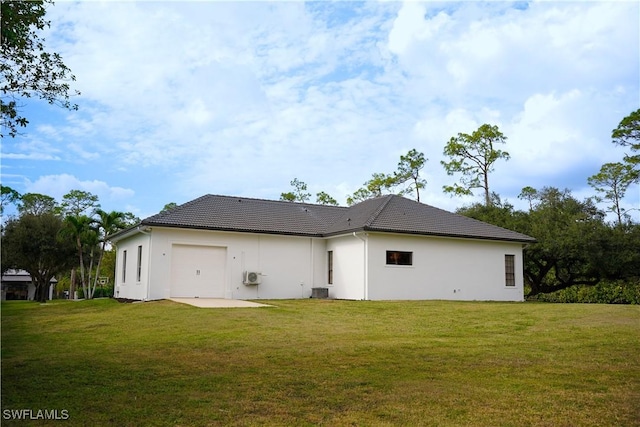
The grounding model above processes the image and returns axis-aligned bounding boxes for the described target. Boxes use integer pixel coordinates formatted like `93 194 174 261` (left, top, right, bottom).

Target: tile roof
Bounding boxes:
133 194 535 243
141 195 345 237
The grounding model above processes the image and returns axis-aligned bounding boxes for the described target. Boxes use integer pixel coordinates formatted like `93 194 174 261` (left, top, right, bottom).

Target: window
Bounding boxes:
505 255 515 286
136 245 143 282
386 251 413 266
328 251 333 284
122 250 127 283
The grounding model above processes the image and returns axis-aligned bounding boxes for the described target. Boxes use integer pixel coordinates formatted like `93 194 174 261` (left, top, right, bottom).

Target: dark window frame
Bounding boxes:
386 250 413 266
505 254 516 287
122 250 127 283
327 250 333 285
136 245 143 282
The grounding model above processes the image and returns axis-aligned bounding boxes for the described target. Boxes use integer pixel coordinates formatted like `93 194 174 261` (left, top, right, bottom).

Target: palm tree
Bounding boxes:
62 215 97 299
90 210 127 299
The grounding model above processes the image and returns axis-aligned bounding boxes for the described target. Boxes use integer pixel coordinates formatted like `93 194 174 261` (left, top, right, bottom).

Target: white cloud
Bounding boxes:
3 1 636 216
386 1 638 104
25 174 135 207
504 88 633 183
66 143 100 161
2 153 61 161
2 136 62 161
508 90 587 175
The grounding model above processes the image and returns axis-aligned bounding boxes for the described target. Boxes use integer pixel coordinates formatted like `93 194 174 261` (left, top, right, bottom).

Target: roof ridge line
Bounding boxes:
364 194 395 227
206 194 347 210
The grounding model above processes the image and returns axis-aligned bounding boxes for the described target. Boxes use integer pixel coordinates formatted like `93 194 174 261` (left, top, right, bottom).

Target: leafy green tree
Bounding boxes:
1 0 80 138
1 184 20 216
347 173 398 205
62 214 98 299
316 191 338 206
518 186 539 211
121 212 140 226
58 190 99 298
2 213 76 302
395 149 428 202
459 187 639 297
364 173 397 197
280 178 311 203
594 224 640 283
346 150 428 205
59 190 100 216
346 188 373 206
612 109 640 166
441 124 510 206
588 162 639 227
98 248 116 283
161 202 178 213
17 193 57 215
457 195 526 233
518 188 608 296
280 192 296 202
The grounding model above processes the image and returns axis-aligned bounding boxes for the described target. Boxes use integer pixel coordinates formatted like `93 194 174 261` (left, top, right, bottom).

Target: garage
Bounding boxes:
170 244 227 298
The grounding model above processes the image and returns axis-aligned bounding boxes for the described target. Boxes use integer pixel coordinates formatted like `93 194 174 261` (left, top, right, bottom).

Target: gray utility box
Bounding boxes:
311 287 329 299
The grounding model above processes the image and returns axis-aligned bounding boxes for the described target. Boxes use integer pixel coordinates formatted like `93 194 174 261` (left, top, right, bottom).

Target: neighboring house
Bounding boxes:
1 269 56 301
109 194 535 302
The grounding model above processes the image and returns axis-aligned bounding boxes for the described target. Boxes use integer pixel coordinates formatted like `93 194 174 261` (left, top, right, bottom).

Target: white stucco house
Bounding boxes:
109 194 535 302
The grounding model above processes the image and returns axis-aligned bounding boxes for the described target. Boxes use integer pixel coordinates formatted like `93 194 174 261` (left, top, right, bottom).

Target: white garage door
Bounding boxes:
170 245 227 298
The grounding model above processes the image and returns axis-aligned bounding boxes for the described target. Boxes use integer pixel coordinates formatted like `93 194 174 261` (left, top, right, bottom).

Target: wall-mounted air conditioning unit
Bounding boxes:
243 271 261 285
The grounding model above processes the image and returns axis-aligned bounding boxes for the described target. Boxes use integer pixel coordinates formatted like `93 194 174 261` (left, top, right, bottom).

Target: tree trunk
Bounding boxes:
91 242 107 300
34 284 43 302
70 268 76 300
76 237 86 298
86 247 95 299
484 171 491 207
33 275 51 303
614 192 622 228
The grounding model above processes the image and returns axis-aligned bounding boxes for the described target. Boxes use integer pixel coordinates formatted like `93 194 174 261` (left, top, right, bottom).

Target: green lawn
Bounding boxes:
2 299 639 426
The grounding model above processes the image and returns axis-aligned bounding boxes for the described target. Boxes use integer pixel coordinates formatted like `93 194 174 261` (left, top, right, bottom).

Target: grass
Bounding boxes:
2 299 639 426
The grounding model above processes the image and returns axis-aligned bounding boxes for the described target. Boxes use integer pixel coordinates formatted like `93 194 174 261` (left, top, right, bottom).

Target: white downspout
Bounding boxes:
112 243 120 298
352 232 368 300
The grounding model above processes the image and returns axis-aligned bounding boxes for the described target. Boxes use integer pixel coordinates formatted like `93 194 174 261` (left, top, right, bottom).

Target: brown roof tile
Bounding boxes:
135 194 534 243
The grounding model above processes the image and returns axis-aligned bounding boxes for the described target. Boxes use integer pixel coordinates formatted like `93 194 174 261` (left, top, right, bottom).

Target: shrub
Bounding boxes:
75 285 114 299
526 280 640 304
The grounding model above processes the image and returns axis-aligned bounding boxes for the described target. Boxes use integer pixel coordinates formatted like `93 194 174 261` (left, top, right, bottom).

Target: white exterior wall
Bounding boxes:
311 238 326 292
114 227 524 302
365 233 524 301
326 234 366 300
114 232 151 301
120 227 327 301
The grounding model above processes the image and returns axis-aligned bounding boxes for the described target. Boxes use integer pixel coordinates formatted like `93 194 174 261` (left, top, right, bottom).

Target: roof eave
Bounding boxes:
359 227 537 244
112 222 535 244
141 222 323 238
107 224 147 243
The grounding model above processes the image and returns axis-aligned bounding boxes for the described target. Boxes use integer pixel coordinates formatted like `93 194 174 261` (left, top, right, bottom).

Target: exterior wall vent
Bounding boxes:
311 287 329 299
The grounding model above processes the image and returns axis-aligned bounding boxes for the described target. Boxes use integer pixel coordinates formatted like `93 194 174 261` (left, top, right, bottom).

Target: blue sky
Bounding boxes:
2 0 638 221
